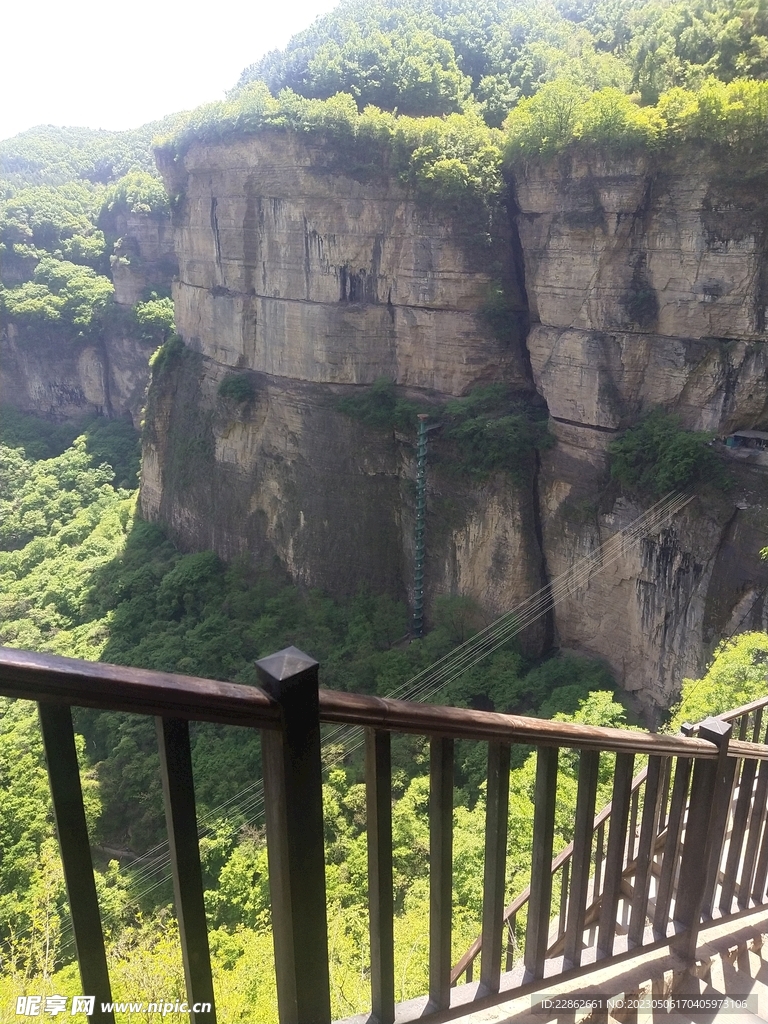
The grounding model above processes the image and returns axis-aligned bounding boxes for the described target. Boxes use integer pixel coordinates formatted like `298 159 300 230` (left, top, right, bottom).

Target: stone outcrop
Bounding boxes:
156 132 528 394
141 132 768 715
0 323 156 426
1 207 176 425
108 209 177 308
515 151 768 433
515 150 768 713
143 130 546 641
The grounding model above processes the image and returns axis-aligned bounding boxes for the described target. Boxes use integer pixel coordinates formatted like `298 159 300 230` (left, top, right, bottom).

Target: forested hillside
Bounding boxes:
240 0 768 122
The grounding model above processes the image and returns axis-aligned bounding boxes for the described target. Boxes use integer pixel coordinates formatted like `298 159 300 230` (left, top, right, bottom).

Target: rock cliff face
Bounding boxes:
144 133 768 715
0 324 157 425
0 207 176 425
144 131 548 650
515 150 768 713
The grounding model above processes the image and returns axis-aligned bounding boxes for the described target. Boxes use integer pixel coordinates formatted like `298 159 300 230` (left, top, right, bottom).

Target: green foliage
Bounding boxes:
0 182 107 284
608 409 727 497
218 373 256 404
336 381 552 482
0 120 183 189
147 333 185 379
335 377 423 431
302 26 471 116
104 171 170 216
668 632 768 730
504 77 768 162
1 257 114 333
238 0 768 136
156 84 503 217
442 384 553 481
134 294 175 340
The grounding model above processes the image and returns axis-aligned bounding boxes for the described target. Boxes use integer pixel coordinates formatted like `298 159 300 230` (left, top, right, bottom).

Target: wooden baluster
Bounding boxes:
658 756 672 833
563 749 598 968
258 647 331 1024
524 746 558 979
366 729 394 1024
720 756 757 914
701 737 738 920
672 719 732 962
752 708 764 744
738 714 749 741
465 961 473 984
594 822 605 897
558 860 570 939
597 752 634 959
752 740 768 904
479 742 510 995
752 818 768 903
628 756 664 948
740 758 768 906
653 756 692 940
505 913 517 971
428 737 454 1012
156 718 217 1023
38 703 115 1024
627 786 640 865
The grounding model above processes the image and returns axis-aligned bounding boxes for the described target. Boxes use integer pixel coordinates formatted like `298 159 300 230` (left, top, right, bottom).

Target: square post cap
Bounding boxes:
697 716 732 746
255 646 318 699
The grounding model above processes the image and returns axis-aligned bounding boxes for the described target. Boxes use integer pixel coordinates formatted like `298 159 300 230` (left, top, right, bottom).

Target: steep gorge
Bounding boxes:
23 131 764 717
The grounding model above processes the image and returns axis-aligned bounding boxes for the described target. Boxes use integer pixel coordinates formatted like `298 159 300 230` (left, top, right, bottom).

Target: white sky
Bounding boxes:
1 0 340 142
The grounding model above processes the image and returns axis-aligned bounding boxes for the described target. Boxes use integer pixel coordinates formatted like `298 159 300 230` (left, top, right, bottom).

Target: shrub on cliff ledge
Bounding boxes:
218 373 256 404
609 410 726 497
1 256 114 333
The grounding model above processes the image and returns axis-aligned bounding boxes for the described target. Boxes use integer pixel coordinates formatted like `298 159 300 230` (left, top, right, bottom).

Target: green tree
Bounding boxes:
669 632 768 729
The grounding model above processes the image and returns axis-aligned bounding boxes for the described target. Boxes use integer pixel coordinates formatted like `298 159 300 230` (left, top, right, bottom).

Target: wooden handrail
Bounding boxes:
0 646 281 728
318 689 724 756
2 643 767 1024
6 647 768 759
715 694 768 723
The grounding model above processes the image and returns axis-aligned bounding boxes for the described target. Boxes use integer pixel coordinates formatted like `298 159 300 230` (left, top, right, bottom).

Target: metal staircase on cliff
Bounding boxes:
2 646 768 1024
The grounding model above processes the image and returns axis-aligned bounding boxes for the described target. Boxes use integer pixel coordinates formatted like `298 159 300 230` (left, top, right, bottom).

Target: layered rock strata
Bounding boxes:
514 151 768 711
141 132 768 713
144 131 547 644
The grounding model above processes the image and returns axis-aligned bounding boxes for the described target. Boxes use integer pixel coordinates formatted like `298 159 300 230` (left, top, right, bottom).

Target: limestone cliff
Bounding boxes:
144 132 768 715
514 150 768 713
0 206 176 425
143 131 547 649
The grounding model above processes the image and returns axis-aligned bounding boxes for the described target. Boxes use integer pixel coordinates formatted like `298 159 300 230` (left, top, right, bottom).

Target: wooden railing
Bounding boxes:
1 645 768 1024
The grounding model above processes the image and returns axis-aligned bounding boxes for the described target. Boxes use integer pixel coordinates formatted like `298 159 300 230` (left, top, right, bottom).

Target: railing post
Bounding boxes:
428 736 454 1012
257 647 331 1024
366 728 395 1024
38 703 114 1024
479 742 510 995
524 746 558 979
156 717 216 1023
671 718 732 963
